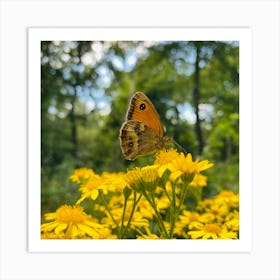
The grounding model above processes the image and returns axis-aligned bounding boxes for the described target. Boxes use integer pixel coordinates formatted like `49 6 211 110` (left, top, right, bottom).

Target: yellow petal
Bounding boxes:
170 170 183 181
159 164 170 177
91 189 99 200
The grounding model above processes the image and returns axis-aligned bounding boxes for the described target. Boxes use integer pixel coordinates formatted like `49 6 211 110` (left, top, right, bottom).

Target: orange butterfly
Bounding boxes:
119 92 174 160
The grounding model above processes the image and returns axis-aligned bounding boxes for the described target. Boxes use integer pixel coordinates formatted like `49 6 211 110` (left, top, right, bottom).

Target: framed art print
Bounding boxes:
28 27 252 253
2 1 280 280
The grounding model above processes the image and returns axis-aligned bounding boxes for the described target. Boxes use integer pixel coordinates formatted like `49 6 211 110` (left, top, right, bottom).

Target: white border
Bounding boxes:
28 27 252 253
1 1 279 279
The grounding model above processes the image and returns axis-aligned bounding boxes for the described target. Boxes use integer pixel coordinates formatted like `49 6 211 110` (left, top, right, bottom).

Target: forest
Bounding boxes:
41 41 239 239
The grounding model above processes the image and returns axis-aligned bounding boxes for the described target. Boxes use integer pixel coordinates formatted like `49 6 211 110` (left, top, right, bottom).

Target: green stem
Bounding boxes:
163 187 172 205
144 191 168 238
168 181 177 238
169 183 189 238
99 191 121 238
120 194 128 237
122 192 142 238
177 184 189 215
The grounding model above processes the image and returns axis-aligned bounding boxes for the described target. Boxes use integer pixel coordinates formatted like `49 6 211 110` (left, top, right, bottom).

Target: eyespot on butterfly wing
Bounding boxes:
119 92 173 160
119 120 164 160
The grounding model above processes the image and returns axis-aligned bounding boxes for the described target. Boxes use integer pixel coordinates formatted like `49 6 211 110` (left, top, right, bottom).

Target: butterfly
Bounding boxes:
119 92 174 160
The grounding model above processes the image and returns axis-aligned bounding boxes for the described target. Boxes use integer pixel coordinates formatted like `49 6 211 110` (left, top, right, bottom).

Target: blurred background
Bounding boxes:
41 41 239 216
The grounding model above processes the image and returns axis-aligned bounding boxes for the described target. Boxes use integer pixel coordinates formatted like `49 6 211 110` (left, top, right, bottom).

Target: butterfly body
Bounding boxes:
120 92 172 160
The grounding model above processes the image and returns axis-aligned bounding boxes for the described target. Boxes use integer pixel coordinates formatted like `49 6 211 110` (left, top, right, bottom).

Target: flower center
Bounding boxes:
204 224 221 234
56 205 87 224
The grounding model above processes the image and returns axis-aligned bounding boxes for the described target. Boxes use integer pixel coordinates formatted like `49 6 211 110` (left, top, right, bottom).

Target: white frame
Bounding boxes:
28 27 252 253
1 1 279 279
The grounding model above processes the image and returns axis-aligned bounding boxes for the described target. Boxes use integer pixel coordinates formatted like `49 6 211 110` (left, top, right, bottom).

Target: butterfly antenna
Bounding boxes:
171 138 186 154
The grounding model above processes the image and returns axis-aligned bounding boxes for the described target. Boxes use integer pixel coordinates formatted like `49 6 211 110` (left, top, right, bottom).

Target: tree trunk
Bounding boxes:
69 94 79 164
68 43 83 166
193 43 204 155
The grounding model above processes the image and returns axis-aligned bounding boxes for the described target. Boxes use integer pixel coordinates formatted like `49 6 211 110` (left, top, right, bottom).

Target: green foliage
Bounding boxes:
41 41 239 215
41 160 79 219
203 161 239 199
204 113 239 162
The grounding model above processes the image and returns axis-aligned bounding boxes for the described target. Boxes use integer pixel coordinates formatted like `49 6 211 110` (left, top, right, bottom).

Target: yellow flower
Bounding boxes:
163 180 181 197
155 149 213 185
154 148 181 165
179 210 201 226
100 172 128 193
224 210 239 231
214 190 239 209
123 167 142 187
225 217 239 232
197 198 213 210
102 200 149 230
123 165 160 192
189 173 208 187
205 203 229 221
156 195 171 211
41 232 67 239
141 165 159 183
198 213 216 224
41 205 108 239
136 227 162 239
136 233 161 239
76 174 103 204
156 149 181 178
168 153 214 182
69 167 95 185
188 222 237 239
137 198 154 219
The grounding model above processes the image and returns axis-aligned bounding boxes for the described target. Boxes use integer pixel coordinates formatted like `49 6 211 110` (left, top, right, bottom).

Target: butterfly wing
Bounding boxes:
119 121 161 160
126 92 164 137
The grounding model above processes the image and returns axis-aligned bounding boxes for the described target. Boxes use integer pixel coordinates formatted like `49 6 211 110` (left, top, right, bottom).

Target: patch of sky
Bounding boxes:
164 98 197 124
48 105 57 115
175 59 194 76
81 51 97 66
62 68 71 80
177 102 196 124
61 53 70 63
112 55 123 70
62 63 85 80
84 99 95 114
198 104 214 122
172 44 196 76
177 102 213 124
48 104 68 119
111 49 138 72
72 63 85 73
199 60 206 68
224 40 239 48
80 88 112 115
91 41 104 61
96 65 114 88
